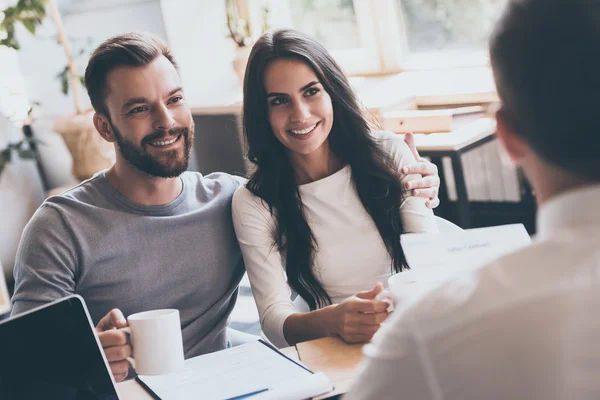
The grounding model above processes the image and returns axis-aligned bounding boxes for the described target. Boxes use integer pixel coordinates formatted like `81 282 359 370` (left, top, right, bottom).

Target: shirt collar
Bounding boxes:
537 184 600 238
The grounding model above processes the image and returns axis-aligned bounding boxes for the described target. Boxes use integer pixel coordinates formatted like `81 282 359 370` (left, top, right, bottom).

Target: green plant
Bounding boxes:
0 0 85 113
0 137 37 177
0 0 46 49
0 103 43 177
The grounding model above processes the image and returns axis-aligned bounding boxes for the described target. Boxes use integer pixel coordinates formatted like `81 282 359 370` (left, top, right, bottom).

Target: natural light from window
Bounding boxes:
399 0 505 54
261 0 506 74
288 0 359 51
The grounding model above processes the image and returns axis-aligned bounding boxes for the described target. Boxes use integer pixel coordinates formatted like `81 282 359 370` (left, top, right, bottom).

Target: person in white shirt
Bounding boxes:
346 0 600 399
232 29 440 348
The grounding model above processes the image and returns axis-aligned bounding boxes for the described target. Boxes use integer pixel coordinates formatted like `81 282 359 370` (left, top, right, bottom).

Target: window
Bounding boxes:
399 0 504 53
265 0 382 74
397 0 505 69
250 0 505 74
287 0 360 51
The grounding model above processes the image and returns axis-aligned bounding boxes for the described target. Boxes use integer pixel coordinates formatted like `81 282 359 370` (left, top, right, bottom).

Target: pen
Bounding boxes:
225 387 269 399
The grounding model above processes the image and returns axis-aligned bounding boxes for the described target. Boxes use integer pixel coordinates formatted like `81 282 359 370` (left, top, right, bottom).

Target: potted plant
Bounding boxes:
226 0 270 82
0 0 114 181
0 137 36 178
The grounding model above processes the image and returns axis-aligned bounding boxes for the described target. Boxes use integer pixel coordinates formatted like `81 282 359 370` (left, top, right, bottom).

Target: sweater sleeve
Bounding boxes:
231 187 297 348
374 130 439 234
11 204 78 316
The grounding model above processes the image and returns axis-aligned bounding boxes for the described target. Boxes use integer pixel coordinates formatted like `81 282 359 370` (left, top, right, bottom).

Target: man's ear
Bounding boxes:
93 113 116 143
495 108 529 165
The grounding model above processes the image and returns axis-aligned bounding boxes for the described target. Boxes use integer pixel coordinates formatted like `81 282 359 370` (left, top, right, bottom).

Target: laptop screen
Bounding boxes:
0 295 119 400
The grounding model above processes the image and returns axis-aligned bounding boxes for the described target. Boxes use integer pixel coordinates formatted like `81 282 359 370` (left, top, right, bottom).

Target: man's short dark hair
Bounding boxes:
490 0 600 180
84 32 178 118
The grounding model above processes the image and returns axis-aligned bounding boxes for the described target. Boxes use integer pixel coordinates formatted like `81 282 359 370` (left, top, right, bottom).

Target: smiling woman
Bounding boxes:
264 59 335 170
232 29 439 348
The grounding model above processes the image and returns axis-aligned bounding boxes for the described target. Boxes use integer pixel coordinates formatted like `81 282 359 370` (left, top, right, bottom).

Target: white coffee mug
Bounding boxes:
120 309 185 376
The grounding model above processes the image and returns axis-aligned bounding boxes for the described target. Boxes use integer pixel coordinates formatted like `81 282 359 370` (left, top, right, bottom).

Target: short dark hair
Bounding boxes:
490 0 600 180
84 32 178 117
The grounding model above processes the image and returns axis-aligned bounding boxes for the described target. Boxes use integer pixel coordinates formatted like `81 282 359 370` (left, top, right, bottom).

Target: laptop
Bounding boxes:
0 295 120 400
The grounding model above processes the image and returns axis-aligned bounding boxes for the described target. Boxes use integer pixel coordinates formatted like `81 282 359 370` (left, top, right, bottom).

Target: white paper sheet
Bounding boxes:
390 224 532 302
138 341 333 400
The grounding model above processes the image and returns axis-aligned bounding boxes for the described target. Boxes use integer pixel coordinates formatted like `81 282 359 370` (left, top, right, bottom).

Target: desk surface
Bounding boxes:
403 117 496 153
297 337 364 399
116 337 364 399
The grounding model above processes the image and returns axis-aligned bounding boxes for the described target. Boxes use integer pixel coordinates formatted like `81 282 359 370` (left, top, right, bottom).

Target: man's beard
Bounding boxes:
111 122 194 178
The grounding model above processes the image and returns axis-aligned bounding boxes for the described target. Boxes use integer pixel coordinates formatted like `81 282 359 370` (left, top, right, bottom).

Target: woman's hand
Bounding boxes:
329 283 390 344
403 132 441 209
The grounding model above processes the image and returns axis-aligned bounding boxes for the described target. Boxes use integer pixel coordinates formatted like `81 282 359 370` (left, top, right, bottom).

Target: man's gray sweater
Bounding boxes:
11 170 245 357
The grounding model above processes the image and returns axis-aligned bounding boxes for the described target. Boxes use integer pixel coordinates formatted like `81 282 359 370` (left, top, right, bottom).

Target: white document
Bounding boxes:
0 270 10 315
390 224 531 301
137 340 333 400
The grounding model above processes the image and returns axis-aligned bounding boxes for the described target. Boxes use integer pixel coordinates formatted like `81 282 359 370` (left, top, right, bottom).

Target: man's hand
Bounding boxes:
96 309 132 382
402 132 441 209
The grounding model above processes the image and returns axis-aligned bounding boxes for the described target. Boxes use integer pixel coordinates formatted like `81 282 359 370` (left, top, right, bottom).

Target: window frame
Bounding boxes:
249 0 384 75
247 0 492 76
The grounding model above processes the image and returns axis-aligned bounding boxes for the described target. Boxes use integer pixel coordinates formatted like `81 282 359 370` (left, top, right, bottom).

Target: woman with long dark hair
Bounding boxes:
232 29 440 348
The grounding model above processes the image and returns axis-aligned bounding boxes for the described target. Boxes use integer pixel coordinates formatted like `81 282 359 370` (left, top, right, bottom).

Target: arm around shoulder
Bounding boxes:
11 204 78 316
374 131 438 233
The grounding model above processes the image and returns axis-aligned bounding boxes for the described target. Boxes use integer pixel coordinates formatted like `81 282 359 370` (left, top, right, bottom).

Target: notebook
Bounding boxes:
137 339 334 400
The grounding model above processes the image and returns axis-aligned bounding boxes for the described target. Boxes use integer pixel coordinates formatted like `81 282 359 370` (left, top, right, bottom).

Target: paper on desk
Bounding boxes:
138 341 333 400
390 224 531 302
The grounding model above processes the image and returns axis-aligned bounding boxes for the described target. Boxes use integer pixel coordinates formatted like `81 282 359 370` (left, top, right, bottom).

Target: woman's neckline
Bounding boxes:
298 164 351 190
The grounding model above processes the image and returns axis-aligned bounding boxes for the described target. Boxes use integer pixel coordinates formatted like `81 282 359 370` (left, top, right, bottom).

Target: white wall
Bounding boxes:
0 45 44 281
160 0 239 107
0 0 171 279
16 0 169 189
0 116 45 281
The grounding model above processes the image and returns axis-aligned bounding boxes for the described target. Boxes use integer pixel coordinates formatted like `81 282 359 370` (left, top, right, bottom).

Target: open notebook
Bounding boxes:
137 340 333 400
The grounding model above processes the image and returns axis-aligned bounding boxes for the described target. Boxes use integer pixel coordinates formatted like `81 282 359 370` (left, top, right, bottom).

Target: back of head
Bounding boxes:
490 0 600 180
84 32 177 118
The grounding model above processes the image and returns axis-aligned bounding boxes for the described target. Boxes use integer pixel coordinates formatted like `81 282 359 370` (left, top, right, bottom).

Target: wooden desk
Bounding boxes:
116 338 363 399
297 337 364 399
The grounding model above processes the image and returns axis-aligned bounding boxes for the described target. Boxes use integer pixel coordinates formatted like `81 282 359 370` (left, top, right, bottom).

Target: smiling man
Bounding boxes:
11 33 247 382
11 32 441 382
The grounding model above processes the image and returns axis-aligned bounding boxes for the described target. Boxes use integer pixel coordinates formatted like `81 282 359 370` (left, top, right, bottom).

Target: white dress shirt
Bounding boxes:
346 185 600 400
232 131 438 348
